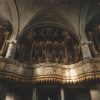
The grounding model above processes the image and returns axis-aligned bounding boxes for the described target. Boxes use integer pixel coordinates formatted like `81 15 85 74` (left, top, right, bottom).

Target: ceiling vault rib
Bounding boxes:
78 0 91 41
13 0 20 39
20 1 77 38
78 0 87 40
21 7 75 37
6 0 19 40
41 0 59 6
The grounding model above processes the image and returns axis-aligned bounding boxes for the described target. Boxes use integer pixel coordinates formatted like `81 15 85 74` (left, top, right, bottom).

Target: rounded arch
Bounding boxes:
18 5 79 41
17 22 80 43
15 25 82 65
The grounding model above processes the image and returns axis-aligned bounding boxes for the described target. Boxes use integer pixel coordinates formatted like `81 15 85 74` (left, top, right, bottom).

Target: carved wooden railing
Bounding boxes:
0 58 100 84
33 59 100 84
0 59 33 83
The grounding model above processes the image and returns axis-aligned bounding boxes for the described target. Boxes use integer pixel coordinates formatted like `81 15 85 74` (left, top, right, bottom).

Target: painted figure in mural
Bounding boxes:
17 43 25 62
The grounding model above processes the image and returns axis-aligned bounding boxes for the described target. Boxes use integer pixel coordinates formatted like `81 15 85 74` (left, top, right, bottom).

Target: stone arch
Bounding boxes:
16 25 82 64
18 23 80 43
19 6 79 40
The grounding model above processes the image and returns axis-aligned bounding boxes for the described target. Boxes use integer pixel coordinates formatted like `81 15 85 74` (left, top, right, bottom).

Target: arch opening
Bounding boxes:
15 26 82 65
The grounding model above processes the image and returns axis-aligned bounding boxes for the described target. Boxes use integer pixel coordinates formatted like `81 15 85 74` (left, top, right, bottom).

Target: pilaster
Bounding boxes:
32 88 37 100
80 41 92 59
5 40 17 59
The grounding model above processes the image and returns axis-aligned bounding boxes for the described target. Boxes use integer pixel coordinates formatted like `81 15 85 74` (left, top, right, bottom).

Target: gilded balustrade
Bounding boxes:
0 58 100 84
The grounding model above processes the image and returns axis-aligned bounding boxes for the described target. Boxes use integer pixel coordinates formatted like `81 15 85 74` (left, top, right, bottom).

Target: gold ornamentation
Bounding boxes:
0 58 100 84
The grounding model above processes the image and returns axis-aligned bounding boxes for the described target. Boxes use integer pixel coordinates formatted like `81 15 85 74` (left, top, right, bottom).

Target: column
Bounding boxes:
0 83 8 100
61 88 65 100
0 31 10 58
32 88 37 100
90 83 100 100
5 40 16 59
80 41 92 59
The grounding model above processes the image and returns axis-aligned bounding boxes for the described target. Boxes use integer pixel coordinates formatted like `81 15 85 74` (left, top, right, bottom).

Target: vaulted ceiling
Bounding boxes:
0 0 100 41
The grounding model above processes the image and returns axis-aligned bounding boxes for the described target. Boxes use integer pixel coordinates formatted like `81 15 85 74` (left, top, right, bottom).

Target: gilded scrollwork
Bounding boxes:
0 58 100 84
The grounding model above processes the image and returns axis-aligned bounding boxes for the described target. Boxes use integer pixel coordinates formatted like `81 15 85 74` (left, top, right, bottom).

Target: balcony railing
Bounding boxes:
0 58 100 84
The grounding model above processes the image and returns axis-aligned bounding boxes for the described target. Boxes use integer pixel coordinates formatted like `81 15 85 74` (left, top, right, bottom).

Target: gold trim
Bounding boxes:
0 58 100 84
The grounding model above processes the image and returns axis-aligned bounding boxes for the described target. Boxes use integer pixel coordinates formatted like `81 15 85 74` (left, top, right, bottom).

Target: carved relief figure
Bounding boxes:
17 26 82 64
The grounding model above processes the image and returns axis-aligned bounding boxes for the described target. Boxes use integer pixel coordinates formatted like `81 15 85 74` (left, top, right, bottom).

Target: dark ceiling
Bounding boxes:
0 0 100 40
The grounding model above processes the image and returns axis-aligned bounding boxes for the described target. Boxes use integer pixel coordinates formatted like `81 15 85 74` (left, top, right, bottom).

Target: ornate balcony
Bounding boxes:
0 58 100 84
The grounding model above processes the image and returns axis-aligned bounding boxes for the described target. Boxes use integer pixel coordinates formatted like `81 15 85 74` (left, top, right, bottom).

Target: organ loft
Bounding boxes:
16 27 82 64
0 0 100 100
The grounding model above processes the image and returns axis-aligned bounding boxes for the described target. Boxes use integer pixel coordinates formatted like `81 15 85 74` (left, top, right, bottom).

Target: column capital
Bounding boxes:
5 40 17 59
6 39 17 45
80 41 92 45
80 41 92 59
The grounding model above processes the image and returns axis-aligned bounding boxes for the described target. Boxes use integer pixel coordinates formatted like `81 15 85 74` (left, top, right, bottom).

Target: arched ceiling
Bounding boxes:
15 0 84 34
0 0 100 40
0 0 12 22
86 0 100 25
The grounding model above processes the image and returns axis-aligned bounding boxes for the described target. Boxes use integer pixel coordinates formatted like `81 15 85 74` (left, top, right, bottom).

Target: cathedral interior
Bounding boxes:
0 0 100 100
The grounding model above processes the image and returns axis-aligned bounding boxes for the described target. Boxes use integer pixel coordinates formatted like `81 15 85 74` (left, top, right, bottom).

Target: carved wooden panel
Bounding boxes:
0 58 100 84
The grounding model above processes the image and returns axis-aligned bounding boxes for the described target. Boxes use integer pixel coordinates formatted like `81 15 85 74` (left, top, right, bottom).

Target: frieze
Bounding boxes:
0 58 100 84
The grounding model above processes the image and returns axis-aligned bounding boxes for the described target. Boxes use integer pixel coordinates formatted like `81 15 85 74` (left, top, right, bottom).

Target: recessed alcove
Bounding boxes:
15 26 82 65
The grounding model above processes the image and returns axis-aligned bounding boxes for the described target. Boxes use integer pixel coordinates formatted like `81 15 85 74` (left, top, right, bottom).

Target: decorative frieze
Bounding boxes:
0 58 100 84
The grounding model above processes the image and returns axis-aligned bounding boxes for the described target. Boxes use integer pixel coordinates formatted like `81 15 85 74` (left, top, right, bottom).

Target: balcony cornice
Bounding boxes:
0 58 100 85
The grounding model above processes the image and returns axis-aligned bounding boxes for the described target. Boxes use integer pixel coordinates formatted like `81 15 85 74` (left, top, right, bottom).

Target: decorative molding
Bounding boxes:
0 58 100 85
